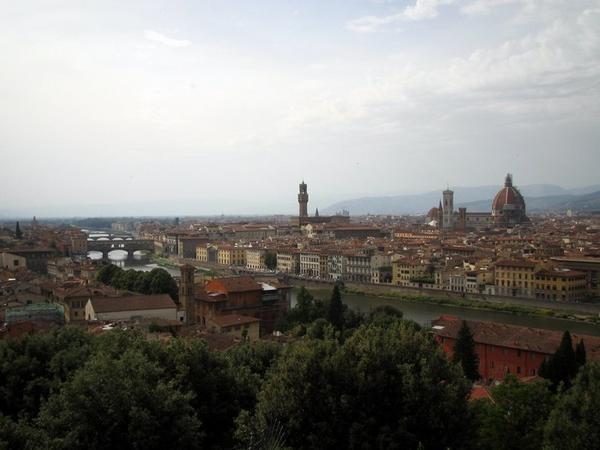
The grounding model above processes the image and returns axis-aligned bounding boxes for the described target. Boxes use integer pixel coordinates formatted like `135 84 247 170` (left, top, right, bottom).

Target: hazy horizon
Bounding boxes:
2 180 599 218
2 1 600 216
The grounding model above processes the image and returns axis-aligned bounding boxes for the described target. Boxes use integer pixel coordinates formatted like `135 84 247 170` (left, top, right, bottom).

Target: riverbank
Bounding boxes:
148 254 181 269
291 281 600 326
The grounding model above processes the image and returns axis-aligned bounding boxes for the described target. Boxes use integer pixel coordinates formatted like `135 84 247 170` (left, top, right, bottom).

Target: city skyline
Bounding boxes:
2 0 600 215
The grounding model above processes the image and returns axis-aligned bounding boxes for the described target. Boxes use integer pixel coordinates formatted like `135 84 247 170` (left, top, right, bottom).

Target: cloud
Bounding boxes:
347 0 455 32
143 30 191 48
461 0 519 16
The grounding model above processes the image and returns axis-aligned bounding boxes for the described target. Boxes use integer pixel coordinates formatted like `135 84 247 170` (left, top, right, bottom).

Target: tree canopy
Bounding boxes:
452 320 480 382
539 331 578 390
544 362 600 449
471 375 555 450
238 322 472 449
96 264 178 301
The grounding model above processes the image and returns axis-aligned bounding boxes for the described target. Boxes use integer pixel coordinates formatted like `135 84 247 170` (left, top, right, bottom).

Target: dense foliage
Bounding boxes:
452 321 480 381
96 264 179 301
538 331 583 390
471 376 555 450
543 362 600 449
264 252 277 270
0 286 598 449
238 322 472 449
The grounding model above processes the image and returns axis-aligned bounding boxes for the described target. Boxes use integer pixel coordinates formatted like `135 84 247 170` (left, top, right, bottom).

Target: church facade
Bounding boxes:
428 174 530 230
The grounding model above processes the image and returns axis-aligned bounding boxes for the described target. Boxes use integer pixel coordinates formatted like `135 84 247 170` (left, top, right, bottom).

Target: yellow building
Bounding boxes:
534 269 587 302
277 250 299 274
218 246 246 266
196 245 209 262
494 260 537 298
245 248 267 271
392 260 427 286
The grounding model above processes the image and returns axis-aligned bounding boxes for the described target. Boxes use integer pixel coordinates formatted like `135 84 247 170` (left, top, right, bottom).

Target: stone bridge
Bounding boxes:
86 234 133 241
87 239 155 261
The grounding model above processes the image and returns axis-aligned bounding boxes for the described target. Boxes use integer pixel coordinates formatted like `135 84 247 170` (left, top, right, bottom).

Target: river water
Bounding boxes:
85 229 600 336
293 289 600 337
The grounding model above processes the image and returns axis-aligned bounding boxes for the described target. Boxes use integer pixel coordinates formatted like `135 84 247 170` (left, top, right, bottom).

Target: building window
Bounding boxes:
517 366 521 374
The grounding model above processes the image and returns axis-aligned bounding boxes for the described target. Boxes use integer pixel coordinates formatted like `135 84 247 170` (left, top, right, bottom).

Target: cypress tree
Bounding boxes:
15 221 23 240
575 339 586 369
452 321 480 381
555 331 577 387
540 331 578 390
327 284 345 330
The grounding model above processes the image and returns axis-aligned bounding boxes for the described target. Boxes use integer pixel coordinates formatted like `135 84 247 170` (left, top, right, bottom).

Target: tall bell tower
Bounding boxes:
298 181 309 218
179 264 196 324
442 188 454 230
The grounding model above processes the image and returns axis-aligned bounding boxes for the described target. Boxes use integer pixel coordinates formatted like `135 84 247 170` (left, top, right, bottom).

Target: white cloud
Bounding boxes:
144 30 191 48
461 0 518 16
347 0 455 32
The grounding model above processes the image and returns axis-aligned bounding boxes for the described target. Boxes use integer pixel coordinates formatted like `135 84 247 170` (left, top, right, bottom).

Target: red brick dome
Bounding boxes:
427 207 440 219
492 174 528 226
492 174 525 213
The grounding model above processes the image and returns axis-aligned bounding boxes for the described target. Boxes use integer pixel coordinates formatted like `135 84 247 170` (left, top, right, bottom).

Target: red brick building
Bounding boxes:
432 315 600 382
196 276 291 336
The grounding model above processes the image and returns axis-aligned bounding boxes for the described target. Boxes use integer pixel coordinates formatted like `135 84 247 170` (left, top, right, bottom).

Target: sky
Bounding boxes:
1 0 600 216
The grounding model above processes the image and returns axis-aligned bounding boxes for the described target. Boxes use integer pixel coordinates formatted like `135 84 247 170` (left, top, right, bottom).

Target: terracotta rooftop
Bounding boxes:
495 260 537 268
89 294 176 313
432 315 600 359
205 276 262 293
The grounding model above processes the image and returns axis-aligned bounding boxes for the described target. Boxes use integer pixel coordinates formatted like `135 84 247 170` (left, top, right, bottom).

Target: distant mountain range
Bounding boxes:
322 184 600 216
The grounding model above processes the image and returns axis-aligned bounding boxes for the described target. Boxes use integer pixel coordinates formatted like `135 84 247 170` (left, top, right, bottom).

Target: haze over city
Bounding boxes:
4 2 600 448
2 0 600 216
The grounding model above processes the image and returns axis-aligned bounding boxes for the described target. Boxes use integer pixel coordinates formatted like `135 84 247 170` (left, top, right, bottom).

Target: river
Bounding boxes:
84 229 600 337
293 289 600 337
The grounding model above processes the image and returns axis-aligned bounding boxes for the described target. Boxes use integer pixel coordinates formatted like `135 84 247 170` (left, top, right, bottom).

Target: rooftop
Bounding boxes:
432 315 600 359
89 294 176 313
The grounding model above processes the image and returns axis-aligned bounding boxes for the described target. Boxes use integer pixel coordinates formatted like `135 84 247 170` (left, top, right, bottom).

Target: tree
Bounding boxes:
452 321 480 381
36 350 203 449
264 252 277 270
539 331 577 390
575 339 586 369
471 375 555 450
544 362 600 449
367 305 403 327
0 327 93 420
96 263 121 285
15 222 22 240
238 322 472 449
326 285 344 330
148 268 179 301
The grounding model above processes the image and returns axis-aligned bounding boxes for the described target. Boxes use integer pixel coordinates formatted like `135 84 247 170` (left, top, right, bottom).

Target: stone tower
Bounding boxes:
179 264 196 324
442 188 454 230
298 181 309 218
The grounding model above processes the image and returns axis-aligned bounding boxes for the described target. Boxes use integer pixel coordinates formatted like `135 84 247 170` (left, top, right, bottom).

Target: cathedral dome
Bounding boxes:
492 174 527 225
427 207 440 220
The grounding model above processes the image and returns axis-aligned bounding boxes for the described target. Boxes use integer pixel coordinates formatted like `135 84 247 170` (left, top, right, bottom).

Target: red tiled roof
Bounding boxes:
495 260 536 268
205 276 261 294
89 294 176 313
536 269 586 278
469 385 494 403
432 315 600 359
